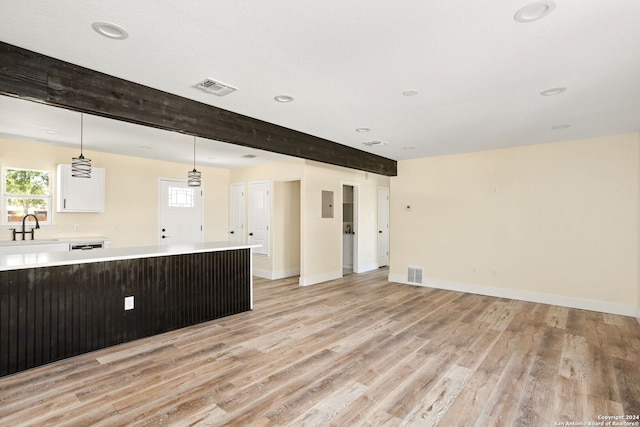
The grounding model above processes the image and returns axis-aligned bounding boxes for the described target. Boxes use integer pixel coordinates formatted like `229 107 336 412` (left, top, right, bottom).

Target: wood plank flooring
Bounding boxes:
0 268 639 426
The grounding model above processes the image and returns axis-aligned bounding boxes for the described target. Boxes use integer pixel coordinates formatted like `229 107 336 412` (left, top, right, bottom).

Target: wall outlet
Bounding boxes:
472 266 478 274
74 224 80 232
124 296 134 310
491 269 498 277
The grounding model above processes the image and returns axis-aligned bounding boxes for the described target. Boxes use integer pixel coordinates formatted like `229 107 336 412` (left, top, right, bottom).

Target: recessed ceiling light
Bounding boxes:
242 154 257 158
42 130 57 135
540 87 567 96
355 128 370 133
274 95 294 103
403 146 415 150
92 22 129 40
514 1 556 23
402 90 419 97
551 124 571 130
363 140 386 147
138 145 152 149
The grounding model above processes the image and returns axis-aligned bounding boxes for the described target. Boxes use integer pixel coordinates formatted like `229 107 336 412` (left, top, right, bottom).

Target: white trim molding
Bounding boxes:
388 274 637 318
355 263 379 274
253 268 301 280
299 270 342 287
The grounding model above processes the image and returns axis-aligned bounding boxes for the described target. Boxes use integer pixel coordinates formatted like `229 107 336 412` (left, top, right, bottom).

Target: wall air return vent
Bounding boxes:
407 267 423 284
194 78 238 96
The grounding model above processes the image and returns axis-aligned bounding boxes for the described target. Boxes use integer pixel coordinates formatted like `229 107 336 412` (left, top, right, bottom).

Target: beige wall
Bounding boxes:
274 180 301 275
389 133 639 316
230 158 390 285
302 161 390 285
1 138 230 247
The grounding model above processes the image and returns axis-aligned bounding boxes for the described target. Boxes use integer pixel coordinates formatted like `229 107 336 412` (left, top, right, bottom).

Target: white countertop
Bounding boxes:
0 241 260 271
0 236 110 247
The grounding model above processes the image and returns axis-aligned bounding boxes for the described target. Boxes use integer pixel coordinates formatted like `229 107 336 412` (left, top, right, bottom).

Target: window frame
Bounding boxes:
2 166 53 226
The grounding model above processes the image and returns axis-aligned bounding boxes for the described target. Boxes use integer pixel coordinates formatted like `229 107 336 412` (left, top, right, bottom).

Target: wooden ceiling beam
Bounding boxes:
0 42 397 176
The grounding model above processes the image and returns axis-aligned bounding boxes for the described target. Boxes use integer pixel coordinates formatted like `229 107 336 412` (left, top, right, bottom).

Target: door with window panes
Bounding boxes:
158 179 203 245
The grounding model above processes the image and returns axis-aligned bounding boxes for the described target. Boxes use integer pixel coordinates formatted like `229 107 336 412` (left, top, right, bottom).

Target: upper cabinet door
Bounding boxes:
56 164 106 212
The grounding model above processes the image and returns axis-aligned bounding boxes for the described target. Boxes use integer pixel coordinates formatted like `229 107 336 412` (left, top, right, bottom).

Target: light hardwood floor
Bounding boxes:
1 269 639 426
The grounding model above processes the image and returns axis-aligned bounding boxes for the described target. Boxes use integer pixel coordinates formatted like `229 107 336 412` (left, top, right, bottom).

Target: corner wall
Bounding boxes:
301 161 389 285
389 133 639 316
230 158 390 285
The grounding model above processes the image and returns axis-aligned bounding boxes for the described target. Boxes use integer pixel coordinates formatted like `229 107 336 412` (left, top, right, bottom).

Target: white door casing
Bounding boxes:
158 179 203 245
229 183 245 244
377 186 390 267
248 180 270 255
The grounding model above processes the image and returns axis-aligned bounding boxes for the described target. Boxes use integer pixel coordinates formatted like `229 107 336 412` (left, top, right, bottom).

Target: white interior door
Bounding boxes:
248 181 270 255
229 183 245 244
377 186 390 267
158 179 203 245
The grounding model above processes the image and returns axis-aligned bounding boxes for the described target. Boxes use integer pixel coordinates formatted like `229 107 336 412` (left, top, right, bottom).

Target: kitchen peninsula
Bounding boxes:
0 242 257 377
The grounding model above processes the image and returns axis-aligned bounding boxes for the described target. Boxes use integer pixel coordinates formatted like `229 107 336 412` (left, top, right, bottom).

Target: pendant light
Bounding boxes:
187 136 202 187
71 113 91 178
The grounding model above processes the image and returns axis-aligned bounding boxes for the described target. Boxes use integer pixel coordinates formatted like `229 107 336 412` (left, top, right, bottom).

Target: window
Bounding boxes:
168 186 194 208
3 168 51 224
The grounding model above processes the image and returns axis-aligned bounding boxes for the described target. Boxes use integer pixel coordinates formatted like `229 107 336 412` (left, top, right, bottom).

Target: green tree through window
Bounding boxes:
4 168 51 223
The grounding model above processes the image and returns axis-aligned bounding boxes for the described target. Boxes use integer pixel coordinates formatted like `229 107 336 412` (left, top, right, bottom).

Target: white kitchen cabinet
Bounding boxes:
56 164 105 212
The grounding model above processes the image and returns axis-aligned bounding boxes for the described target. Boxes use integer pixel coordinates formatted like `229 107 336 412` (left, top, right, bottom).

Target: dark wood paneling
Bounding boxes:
0 42 397 176
0 249 251 377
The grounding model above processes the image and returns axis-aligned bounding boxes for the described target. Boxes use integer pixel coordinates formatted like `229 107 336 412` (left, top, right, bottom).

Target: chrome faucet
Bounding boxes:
11 214 41 241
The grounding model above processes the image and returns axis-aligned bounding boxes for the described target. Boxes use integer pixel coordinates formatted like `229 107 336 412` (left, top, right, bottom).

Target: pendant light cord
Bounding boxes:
80 113 84 156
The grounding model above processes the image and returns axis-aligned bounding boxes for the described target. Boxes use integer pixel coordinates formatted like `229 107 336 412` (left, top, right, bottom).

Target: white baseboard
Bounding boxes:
355 263 379 274
272 268 300 280
388 274 637 318
299 270 342 287
253 269 271 279
253 268 300 280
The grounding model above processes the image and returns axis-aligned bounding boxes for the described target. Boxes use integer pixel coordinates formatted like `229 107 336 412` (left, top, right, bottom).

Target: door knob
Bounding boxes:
162 235 170 239
379 230 383 233
162 228 166 232
230 231 235 234
249 232 254 236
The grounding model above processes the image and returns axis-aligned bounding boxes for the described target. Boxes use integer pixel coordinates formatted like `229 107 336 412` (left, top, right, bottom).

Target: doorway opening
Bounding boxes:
342 184 357 275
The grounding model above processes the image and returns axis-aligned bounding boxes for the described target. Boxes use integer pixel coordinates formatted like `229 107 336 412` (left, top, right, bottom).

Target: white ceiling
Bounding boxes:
1 0 639 168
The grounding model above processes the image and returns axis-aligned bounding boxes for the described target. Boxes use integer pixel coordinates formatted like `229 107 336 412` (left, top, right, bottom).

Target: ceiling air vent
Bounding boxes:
242 154 257 159
194 78 238 96
363 140 386 147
